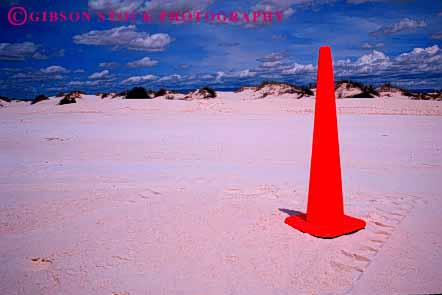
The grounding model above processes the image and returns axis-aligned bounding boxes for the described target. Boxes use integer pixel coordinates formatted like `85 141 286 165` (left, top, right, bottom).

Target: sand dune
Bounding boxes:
0 93 441 294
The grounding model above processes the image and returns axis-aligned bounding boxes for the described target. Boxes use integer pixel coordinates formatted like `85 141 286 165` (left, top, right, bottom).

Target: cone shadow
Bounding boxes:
278 208 304 217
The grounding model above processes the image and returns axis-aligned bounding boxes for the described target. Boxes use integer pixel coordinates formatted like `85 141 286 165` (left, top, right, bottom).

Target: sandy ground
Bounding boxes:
1 93 441 294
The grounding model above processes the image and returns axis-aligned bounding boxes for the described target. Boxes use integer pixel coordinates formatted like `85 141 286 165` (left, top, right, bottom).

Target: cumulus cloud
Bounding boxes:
362 42 384 49
158 74 182 82
370 18 427 37
199 73 214 80
142 0 214 13
251 0 336 20
237 69 257 78
336 50 391 74
432 32 442 40
99 62 119 68
0 42 45 61
122 74 158 84
127 57 158 67
11 71 64 82
73 26 173 52
40 65 70 74
336 45 442 76
88 0 144 12
215 69 257 82
394 45 441 69
68 80 103 87
218 42 240 48
281 63 315 75
177 64 191 70
262 60 283 68
272 34 288 41
88 0 214 12
32 52 49 60
89 70 110 79
256 51 289 69
357 50 390 65
257 52 288 63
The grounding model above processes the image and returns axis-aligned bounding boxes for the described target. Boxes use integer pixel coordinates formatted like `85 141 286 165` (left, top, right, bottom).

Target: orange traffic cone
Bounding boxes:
285 46 366 238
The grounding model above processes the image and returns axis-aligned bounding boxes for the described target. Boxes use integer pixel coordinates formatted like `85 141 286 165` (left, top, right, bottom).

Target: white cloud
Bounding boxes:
0 42 44 61
73 25 173 52
262 60 283 68
88 0 144 12
258 52 288 63
127 57 158 67
158 74 183 82
251 0 335 19
32 52 48 60
281 63 315 74
336 50 391 74
218 42 240 48
122 74 158 84
142 0 214 12
99 62 119 68
395 45 441 67
357 50 390 65
272 34 288 41
214 69 257 81
237 69 257 78
370 18 426 36
362 42 384 49
199 74 214 80
68 80 102 87
257 51 289 69
335 45 442 76
12 72 64 82
89 70 110 79
40 65 70 74
432 32 442 40
88 0 214 12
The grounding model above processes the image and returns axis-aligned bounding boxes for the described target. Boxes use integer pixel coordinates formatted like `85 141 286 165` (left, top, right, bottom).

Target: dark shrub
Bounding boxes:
254 81 313 98
0 96 11 103
352 92 375 98
234 86 256 93
378 83 413 97
200 86 217 98
410 93 431 100
335 79 365 90
101 93 110 99
257 80 281 91
113 91 127 98
300 86 314 96
31 94 49 105
155 88 168 97
126 87 151 99
335 80 379 98
59 95 77 105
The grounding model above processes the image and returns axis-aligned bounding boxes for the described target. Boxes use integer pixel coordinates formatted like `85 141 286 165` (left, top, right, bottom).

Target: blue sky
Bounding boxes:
0 0 441 98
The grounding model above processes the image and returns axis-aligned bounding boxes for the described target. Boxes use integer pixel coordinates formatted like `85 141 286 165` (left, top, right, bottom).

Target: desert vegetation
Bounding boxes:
126 87 153 99
31 94 49 105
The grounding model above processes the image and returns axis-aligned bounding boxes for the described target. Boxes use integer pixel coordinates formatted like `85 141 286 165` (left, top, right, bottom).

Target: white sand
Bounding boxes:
1 93 441 294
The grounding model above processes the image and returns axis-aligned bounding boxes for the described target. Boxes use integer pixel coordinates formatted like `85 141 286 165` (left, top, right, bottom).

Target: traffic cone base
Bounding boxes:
285 214 366 239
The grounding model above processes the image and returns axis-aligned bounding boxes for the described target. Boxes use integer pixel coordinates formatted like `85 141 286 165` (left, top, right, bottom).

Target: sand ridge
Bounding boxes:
0 94 441 294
